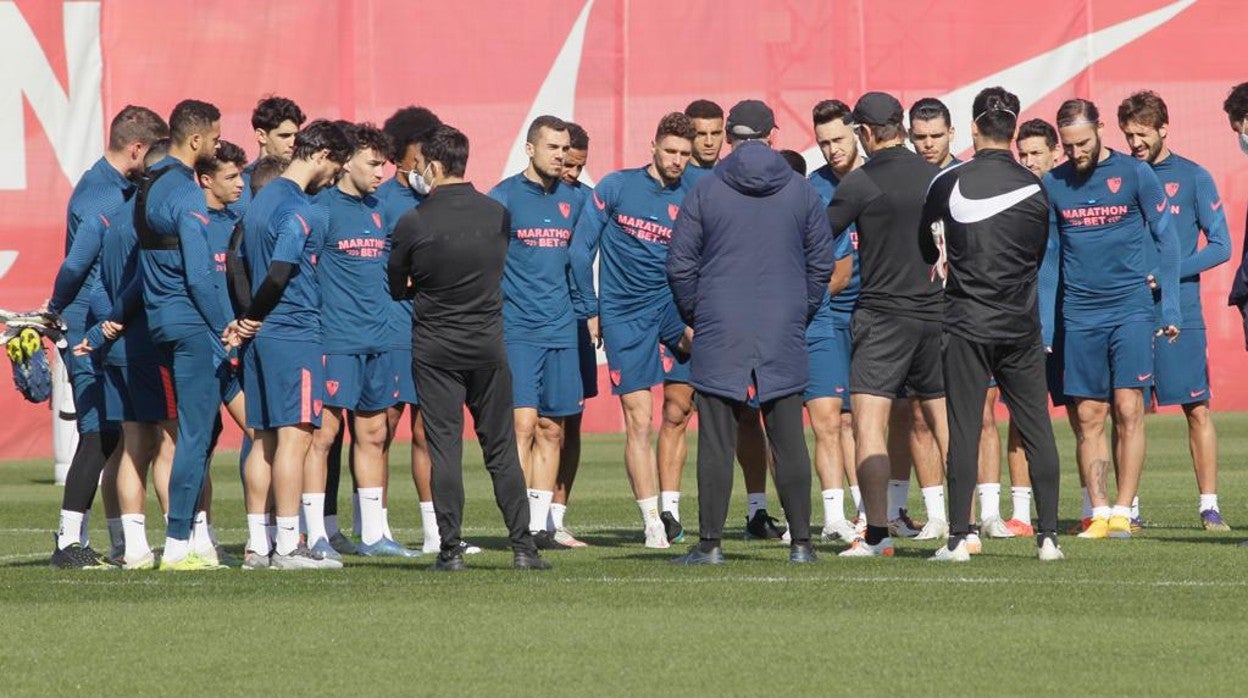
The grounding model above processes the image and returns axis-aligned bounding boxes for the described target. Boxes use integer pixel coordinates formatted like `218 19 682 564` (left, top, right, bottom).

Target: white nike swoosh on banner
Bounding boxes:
948 180 1040 223
502 0 595 182
799 0 1196 169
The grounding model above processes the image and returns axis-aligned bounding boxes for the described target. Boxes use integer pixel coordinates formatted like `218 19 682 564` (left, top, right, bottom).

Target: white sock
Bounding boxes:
121 514 150 561
549 503 567 531
822 489 846 526
637 496 661 527
382 507 394 540
265 512 276 546
1081 487 1093 518
1092 505 1111 520
420 500 439 543
352 492 362 536
274 516 300 555
301 493 327 545
528 489 554 534
747 492 767 518
1130 496 1140 520
921 485 946 522
1010 487 1032 521
977 483 1001 521
1200 494 1219 513
57 510 84 550
206 522 219 546
246 514 270 556
191 510 214 555
660 491 681 521
79 508 91 547
887 479 910 519
849 485 863 515
163 536 190 563
107 517 124 552
358 487 385 545
1111 504 1132 519
324 514 340 538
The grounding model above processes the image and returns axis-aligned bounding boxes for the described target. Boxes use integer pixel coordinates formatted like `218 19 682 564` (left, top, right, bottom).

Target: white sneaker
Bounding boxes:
914 518 949 541
821 519 859 543
553 527 589 548
644 523 671 549
980 516 1015 539
838 536 895 557
888 510 922 538
271 544 343 570
1038 537 1065 562
965 532 983 554
930 538 971 562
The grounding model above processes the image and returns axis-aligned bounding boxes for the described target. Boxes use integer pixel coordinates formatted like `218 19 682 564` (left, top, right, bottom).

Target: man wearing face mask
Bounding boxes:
376 106 461 557
388 125 550 571
241 120 353 569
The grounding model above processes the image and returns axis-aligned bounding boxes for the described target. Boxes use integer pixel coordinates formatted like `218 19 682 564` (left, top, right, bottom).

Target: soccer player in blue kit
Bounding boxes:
136 100 239 570
1117 91 1232 530
305 122 417 559
48 105 168 569
807 99 864 542
72 140 176 570
241 120 352 569
570 112 697 549
195 141 265 566
1043 98 1181 540
551 121 596 547
375 106 448 555
490 115 585 551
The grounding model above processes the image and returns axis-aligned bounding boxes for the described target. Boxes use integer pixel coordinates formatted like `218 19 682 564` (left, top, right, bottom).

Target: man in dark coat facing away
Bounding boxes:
666 99 835 564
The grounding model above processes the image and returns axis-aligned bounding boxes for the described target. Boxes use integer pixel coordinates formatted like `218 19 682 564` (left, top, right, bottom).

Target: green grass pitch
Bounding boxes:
0 414 1245 696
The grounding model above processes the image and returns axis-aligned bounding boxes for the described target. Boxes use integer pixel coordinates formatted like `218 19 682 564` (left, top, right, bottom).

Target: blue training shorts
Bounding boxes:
1063 320 1154 400
243 334 324 429
324 352 399 412
602 302 690 395
506 342 584 417
1152 326 1210 406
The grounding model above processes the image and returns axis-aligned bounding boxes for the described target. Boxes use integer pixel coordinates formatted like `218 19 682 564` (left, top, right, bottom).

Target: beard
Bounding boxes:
1073 135 1102 175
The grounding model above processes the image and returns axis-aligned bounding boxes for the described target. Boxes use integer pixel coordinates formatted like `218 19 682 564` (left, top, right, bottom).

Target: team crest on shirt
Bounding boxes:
1165 182 1180 198
558 201 572 219
372 212 383 229
668 204 680 221
326 380 339 396
1106 177 1122 194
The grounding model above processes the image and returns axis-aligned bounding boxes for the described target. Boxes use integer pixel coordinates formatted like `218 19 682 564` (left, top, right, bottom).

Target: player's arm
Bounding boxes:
1037 209 1061 350
569 187 607 323
387 209 419 301
1138 165 1181 333
828 226 853 296
1181 167 1232 278
803 189 836 321
826 172 869 237
47 213 106 314
666 188 704 326
174 189 230 336
243 212 304 322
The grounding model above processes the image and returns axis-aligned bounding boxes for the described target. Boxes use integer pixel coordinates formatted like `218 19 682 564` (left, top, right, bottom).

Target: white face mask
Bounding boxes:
409 163 432 196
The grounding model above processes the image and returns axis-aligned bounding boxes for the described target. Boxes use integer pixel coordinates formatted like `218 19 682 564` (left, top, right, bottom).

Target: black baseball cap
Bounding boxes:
851 92 904 126
726 99 776 139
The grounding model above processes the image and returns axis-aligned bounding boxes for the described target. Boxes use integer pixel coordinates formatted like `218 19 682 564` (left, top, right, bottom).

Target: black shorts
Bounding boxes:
850 307 944 399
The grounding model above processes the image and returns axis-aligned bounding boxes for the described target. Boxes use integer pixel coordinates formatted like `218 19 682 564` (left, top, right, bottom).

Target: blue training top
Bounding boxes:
1042 149 1180 331
315 186 392 355
241 176 325 340
489 173 583 348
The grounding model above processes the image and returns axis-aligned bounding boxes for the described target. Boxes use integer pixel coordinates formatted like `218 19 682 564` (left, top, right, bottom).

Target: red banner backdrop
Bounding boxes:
1 0 1245 459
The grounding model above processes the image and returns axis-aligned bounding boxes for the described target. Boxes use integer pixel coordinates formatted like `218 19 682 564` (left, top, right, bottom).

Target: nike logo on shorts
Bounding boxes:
1137 373 1152 381
948 180 1041 224
1190 389 1207 398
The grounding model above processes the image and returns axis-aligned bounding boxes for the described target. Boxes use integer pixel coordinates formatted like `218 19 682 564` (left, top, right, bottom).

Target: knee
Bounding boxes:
623 408 653 441
1185 404 1213 430
536 418 564 446
661 399 693 430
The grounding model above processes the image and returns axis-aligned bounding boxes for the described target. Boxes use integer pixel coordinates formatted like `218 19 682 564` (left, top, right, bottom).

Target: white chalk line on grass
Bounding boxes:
4 567 1244 590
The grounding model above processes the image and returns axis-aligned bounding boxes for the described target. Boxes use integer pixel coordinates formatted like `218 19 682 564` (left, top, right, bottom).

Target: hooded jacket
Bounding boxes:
666 140 834 402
